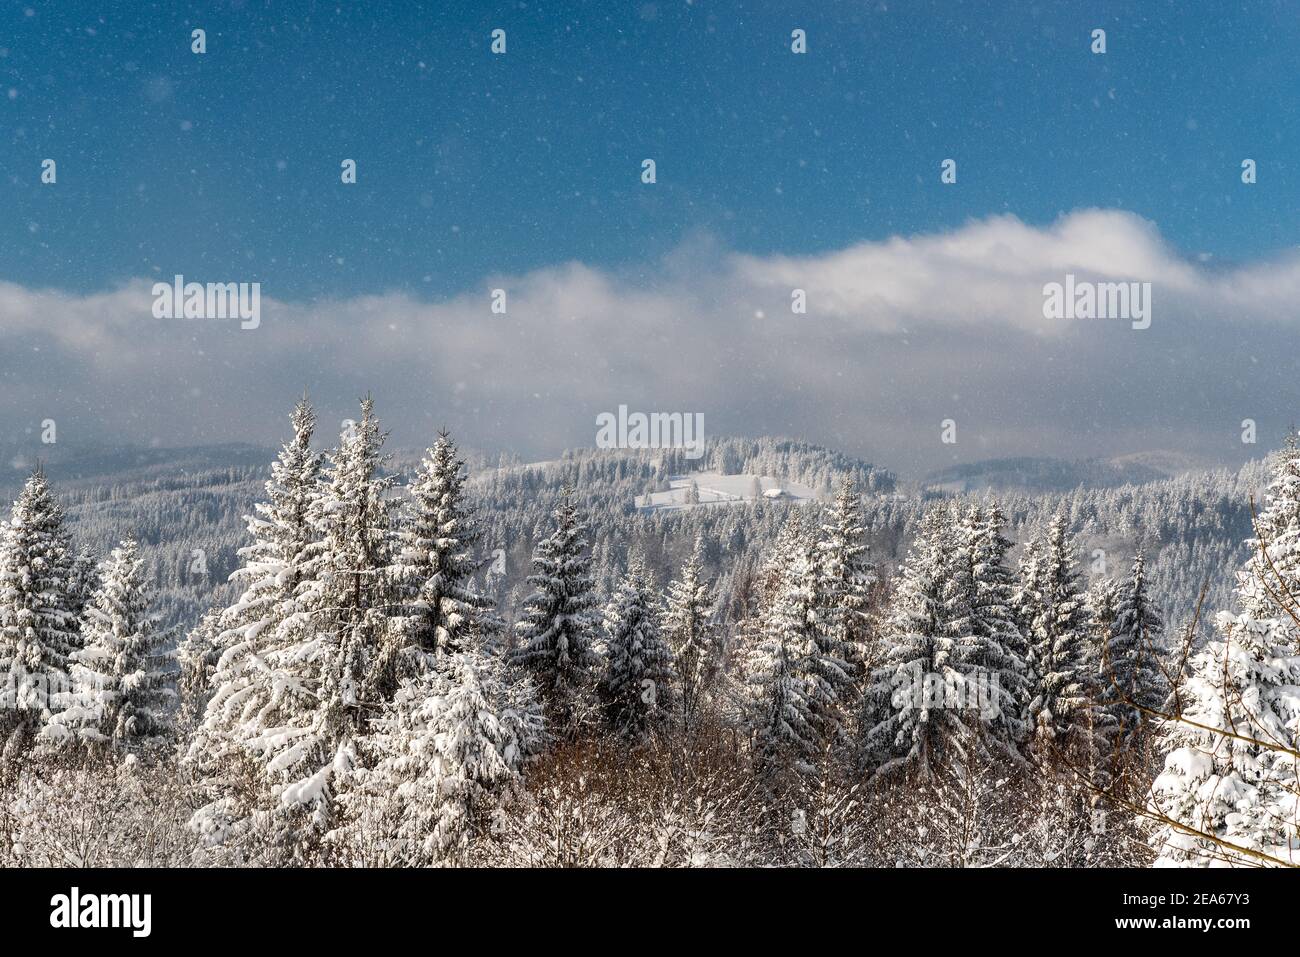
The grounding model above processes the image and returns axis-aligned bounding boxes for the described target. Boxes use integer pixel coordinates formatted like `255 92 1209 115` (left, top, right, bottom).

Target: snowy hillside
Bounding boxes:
637 472 821 511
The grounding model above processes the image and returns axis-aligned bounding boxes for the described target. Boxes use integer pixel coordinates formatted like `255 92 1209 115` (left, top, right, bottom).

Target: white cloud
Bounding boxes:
1 209 1297 475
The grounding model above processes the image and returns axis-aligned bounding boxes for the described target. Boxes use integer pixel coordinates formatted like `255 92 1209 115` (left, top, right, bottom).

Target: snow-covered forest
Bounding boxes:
1 395 1297 868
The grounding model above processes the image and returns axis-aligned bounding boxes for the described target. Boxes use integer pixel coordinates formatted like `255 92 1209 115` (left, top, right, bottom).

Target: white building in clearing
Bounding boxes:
762 488 788 500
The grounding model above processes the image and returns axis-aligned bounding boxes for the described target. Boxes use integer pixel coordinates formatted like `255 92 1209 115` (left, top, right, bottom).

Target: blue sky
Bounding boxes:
4 0 1296 299
1 1 1298 474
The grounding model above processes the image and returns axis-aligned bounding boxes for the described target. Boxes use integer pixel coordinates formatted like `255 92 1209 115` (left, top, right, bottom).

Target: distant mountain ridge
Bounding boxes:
3 440 1208 502
921 452 1204 495
1 442 273 499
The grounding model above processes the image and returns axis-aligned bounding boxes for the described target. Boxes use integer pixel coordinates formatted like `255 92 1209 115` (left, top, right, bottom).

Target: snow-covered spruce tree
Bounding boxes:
0 469 79 744
1019 514 1092 753
590 539 617 606
813 477 876 707
388 430 499 681
1148 610 1300 866
1148 442 1300 867
744 592 816 789
663 535 719 734
777 535 856 756
1084 576 1120 670
816 478 876 623
1081 575 1122 770
49 538 173 751
225 397 324 636
1013 526 1115 865
68 546 100 621
1013 533 1044 631
510 486 601 735
186 398 327 856
685 480 700 505
1101 553 1167 748
175 610 221 732
943 504 1029 759
193 397 401 860
600 557 677 743
268 396 399 821
337 650 544 865
861 506 967 782
732 514 809 667
197 397 324 731
1235 432 1300 624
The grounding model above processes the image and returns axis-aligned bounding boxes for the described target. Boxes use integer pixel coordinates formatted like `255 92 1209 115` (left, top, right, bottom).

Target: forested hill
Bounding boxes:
0 435 1262 642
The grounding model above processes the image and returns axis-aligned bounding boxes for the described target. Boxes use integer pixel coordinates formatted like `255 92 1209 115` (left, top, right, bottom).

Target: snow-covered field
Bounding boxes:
637 472 820 512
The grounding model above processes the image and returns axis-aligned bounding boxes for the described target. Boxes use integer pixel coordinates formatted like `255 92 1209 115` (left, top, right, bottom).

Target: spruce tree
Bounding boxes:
1149 442 1300 866
779 536 854 755
510 487 601 733
281 396 397 803
945 504 1029 757
1084 576 1120 668
1236 433 1300 626
340 650 544 865
202 396 324 701
0 469 79 739
188 399 327 853
391 430 498 672
1102 553 1167 747
55 538 174 750
1149 609 1299 866
1020 514 1092 751
1013 534 1045 634
814 477 876 695
193 398 398 857
744 598 816 786
176 610 221 731
600 558 677 743
68 546 100 621
733 513 808 673
862 507 967 782
662 535 719 733
1081 575 1122 758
